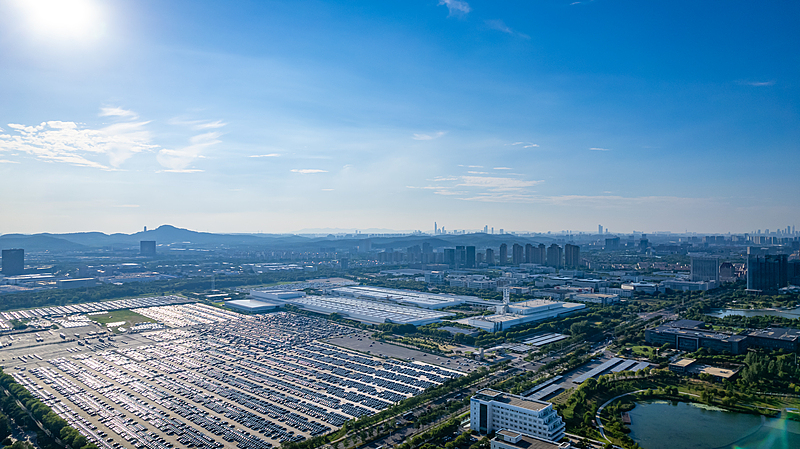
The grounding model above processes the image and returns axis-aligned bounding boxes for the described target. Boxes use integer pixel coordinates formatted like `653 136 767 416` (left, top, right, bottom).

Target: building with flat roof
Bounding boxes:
471 389 565 442
691 256 720 282
747 253 788 293
467 300 585 333
57 278 97 289
1 249 24 275
746 327 800 351
570 293 619 306
328 285 475 309
140 240 156 256
225 299 280 313
645 321 748 354
491 430 571 449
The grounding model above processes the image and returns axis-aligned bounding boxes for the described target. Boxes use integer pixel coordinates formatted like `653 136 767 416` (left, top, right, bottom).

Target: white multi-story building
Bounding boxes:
470 389 566 442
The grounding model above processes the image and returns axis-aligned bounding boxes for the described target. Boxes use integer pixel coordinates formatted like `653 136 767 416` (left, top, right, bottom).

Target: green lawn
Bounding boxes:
90 309 155 327
628 345 656 358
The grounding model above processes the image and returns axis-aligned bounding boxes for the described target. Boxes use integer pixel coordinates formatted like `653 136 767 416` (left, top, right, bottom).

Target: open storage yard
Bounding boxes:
2 307 464 449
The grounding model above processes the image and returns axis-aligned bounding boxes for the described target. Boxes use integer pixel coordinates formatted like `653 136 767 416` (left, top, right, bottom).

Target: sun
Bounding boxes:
16 0 104 41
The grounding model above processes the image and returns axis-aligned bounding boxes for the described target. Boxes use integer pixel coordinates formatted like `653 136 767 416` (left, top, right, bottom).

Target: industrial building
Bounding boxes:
569 293 619 306
328 285 496 309
1 249 24 275
466 300 585 333
646 320 800 354
57 278 97 289
471 389 565 442
645 320 748 354
249 289 453 325
225 299 281 313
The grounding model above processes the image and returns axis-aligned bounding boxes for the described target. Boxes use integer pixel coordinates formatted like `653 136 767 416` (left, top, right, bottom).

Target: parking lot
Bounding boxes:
326 334 486 373
2 308 464 449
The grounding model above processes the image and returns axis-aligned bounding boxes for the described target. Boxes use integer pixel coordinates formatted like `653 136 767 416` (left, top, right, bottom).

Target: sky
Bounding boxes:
0 0 798 235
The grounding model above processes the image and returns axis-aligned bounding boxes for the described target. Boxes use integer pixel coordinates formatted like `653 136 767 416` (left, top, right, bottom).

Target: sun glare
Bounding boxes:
17 0 104 41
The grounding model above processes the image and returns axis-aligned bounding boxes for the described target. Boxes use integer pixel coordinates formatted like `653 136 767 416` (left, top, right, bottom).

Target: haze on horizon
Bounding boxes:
0 0 798 235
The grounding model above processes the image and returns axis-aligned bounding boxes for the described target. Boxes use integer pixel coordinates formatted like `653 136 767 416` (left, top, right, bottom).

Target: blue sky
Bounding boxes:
0 0 797 234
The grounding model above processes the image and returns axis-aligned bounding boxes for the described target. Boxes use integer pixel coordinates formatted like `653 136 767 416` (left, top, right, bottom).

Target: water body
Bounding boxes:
626 400 800 449
707 307 800 319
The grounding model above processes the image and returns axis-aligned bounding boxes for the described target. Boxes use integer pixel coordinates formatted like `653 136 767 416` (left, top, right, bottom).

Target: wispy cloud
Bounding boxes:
0 110 157 169
249 153 281 158
291 168 327 174
412 131 447 140
438 0 470 16
485 19 529 39
467 171 489 174
168 117 227 130
511 142 539 148
740 80 776 87
494 167 512 170
156 131 222 172
590 147 611 151
458 175 543 191
0 159 20 164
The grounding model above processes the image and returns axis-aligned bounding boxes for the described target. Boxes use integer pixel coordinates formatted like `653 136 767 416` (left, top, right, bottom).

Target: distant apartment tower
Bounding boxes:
598 225 603 235
140 240 157 256
691 256 720 282
1 249 24 275
499 244 508 265
747 254 788 292
466 246 476 268
456 246 466 269
524 243 534 263
512 244 524 265
564 244 580 268
546 244 563 268
533 244 546 264
485 248 495 265
605 237 620 250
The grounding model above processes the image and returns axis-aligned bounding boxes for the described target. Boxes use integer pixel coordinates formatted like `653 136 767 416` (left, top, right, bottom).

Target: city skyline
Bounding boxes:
1 1 798 234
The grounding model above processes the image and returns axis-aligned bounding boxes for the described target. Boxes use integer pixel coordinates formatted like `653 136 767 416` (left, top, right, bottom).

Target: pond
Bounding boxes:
626 400 800 449
706 306 800 319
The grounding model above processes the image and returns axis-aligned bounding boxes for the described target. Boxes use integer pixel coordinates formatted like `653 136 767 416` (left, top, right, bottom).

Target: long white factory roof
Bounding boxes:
330 285 494 309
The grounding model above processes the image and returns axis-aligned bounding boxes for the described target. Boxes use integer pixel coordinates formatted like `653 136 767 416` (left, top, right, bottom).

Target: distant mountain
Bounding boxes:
0 234 89 252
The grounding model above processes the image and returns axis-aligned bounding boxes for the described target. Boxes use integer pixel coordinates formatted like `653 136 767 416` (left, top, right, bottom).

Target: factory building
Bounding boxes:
467 300 585 333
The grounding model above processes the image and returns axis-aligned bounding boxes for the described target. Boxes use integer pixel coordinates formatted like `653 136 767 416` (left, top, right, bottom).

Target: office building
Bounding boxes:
486 248 495 265
546 244 562 268
140 240 157 256
645 320 748 355
525 244 534 263
691 256 720 282
788 260 800 286
747 254 788 292
471 389 565 441
466 246 476 268
456 246 466 269
1 249 24 275
444 248 456 268
499 244 508 265
564 244 580 268
598 225 603 235
512 244 524 265
605 237 620 250
533 244 546 264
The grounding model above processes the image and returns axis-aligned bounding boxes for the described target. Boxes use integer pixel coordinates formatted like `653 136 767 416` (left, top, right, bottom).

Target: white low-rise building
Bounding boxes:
471 389 565 442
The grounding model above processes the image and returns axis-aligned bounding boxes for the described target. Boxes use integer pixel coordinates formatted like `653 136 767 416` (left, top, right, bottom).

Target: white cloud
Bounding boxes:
321 188 334 191
100 107 138 119
249 153 281 158
0 159 19 164
458 175 543 191
439 0 470 16
467 171 489 174
0 112 157 169
168 118 227 130
590 147 611 151
291 169 328 174
485 19 529 39
494 167 512 170
156 131 221 172
412 131 447 140
511 142 539 148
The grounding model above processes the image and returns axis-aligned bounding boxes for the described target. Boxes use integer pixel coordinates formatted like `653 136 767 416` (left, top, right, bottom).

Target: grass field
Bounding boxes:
90 309 155 328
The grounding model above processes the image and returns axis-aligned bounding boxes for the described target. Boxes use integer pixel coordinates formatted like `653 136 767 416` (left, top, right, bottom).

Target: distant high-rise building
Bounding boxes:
140 240 157 256
546 244 563 268
564 244 580 268
598 225 603 235
1 249 24 275
483 225 488 234
455 246 466 269
485 248 495 265
533 243 546 264
605 237 620 250
524 243 534 263
434 222 438 234
747 254 788 292
499 244 508 265
444 248 456 267
466 246 476 268
511 243 524 265
422 242 432 254
639 235 649 251
789 260 800 286
691 256 720 282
